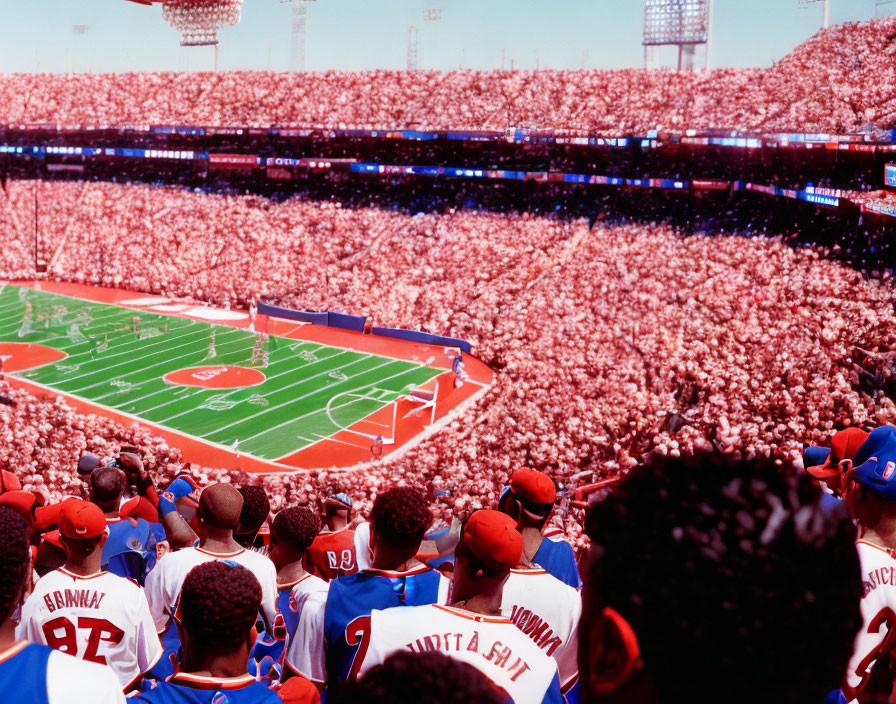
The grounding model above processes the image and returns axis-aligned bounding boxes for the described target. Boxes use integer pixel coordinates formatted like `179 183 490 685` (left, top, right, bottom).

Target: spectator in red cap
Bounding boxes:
344 509 563 703
805 427 870 498
305 491 357 581
497 469 580 588
0 506 126 704
17 498 163 690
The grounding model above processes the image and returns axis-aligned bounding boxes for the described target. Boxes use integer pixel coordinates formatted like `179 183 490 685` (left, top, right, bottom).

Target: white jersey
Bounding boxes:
354 522 372 572
144 545 278 634
0 641 125 704
282 573 330 685
844 540 896 701
357 604 563 704
502 568 581 691
16 567 162 689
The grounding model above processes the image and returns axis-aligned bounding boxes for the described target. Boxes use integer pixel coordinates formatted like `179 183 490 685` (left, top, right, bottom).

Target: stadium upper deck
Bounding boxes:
2 17 896 135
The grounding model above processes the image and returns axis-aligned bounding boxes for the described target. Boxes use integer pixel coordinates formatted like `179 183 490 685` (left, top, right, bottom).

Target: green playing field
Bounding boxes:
0 284 441 460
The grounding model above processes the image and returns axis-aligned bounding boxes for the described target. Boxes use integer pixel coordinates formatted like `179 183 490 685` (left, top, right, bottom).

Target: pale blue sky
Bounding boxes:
0 0 890 73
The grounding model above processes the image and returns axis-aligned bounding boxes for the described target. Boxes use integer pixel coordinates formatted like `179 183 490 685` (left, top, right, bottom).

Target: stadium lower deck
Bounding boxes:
0 281 493 473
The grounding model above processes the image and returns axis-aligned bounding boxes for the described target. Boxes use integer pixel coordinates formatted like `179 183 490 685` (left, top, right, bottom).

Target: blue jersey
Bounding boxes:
247 584 294 683
324 565 446 683
533 537 581 589
134 673 281 704
0 642 51 704
0 641 124 704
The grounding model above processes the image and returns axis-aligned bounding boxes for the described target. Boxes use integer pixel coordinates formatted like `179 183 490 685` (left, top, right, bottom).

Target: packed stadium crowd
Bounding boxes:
1 16 895 135
1 179 896 554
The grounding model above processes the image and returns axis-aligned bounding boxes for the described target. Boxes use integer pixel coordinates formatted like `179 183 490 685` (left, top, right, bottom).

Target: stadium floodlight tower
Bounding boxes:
642 0 711 71
125 0 244 70
281 0 316 72
798 0 830 28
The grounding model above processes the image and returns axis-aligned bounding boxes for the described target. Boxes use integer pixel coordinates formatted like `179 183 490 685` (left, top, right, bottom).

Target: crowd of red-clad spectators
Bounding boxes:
0 17 891 135
2 179 896 547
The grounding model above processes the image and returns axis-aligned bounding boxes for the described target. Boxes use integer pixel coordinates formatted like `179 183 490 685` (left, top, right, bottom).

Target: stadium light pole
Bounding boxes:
798 0 830 29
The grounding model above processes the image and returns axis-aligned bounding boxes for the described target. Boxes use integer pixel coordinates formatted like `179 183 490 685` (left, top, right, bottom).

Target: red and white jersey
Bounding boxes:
144 546 278 634
502 567 581 691
844 540 896 702
304 528 357 580
354 522 372 572
355 604 562 704
0 641 125 704
283 573 330 685
16 567 162 689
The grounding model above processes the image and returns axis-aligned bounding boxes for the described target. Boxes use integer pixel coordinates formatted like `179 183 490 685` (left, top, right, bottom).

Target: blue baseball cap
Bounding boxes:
850 426 896 499
803 446 831 472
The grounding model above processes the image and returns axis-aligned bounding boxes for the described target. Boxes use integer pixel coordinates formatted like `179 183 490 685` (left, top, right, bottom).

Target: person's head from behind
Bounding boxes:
450 509 522 605
176 561 262 671
328 651 504 704
369 486 431 567
497 469 556 530
579 452 862 704
0 506 30 624
323 490 353 531
234 485 270 548
843 425 896 528
269 504 320 571
89 467 124 514
58 498 108 564
196 483 243 540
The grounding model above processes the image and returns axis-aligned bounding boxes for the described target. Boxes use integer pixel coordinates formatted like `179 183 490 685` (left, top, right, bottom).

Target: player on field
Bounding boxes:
265 505 329 689
498 469 581 588
578 451 862 704
323 486 448 684
145 483 278 681
304 492 357 581
840 426 896 702
350 509 563 704
134 561 319 704
17 498 162 691
0 506 125 704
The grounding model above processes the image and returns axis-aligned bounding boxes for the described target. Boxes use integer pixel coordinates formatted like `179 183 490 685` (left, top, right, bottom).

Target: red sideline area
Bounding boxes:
2 281 494 474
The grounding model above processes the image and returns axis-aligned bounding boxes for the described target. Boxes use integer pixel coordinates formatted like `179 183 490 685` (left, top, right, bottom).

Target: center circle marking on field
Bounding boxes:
163 365 266 389
0 342 68 372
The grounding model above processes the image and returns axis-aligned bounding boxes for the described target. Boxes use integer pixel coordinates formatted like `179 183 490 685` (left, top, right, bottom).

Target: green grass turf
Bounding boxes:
0 284 441 460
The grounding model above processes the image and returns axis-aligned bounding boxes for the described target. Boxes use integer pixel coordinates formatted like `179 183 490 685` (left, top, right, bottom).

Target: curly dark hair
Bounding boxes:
584 451 862 704
0 506 31 621
272 505 320 556
179 561 262 655
370 486 431 548
237 485 271 536
328 651 504 704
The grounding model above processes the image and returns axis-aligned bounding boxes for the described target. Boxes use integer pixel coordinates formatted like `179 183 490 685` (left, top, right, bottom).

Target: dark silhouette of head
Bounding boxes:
369 487 431 568
89 467 124 514
579 451 863 704
0 506 31 622
234 485 271 548
269 504 320 570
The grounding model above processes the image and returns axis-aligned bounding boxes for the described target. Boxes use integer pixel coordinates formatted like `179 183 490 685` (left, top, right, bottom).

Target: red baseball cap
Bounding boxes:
42 530 63 550
34 502 63 532
121 496 158 523
0 491 35 523
461 509 523 570
0 470 21 494
807 428 870 479
58 499 106 540
511 469 556 504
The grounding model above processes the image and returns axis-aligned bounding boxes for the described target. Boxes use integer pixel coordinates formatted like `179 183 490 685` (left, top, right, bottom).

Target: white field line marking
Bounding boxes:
154 352 377 429
8 375 301 472
272 369 448 461
127 348 350 413
236 363 425 447
62 332 249 393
